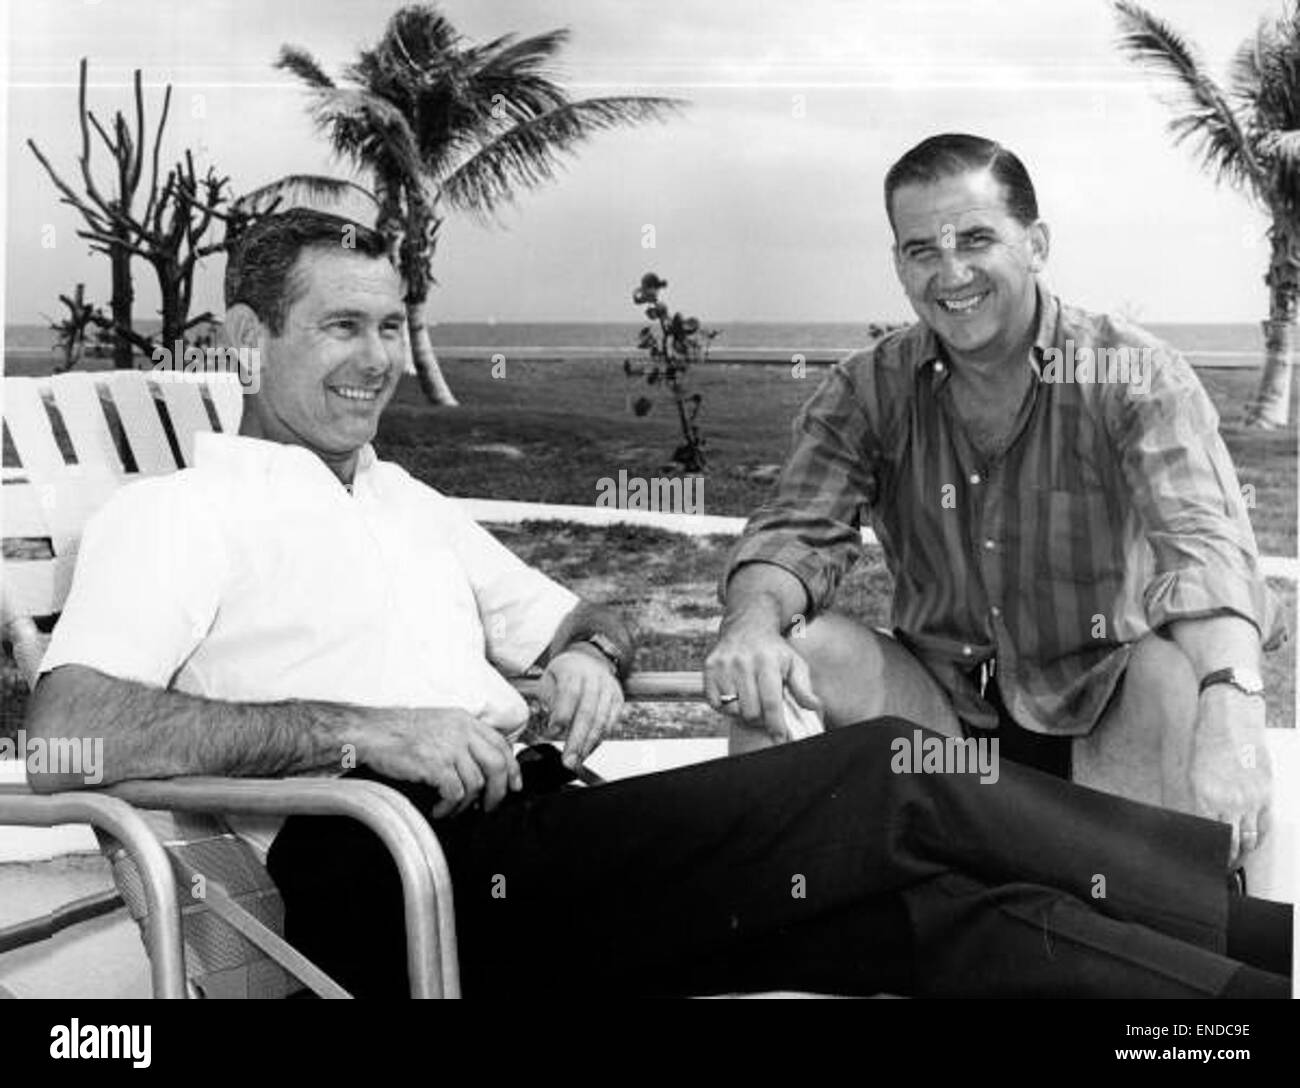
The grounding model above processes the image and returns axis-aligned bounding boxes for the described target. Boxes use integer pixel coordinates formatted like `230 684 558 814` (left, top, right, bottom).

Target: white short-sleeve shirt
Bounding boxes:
40 432 579 857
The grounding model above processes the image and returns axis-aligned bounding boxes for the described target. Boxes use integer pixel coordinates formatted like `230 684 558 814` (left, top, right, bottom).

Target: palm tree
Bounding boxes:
272 4 684 405
1114 1 1300 428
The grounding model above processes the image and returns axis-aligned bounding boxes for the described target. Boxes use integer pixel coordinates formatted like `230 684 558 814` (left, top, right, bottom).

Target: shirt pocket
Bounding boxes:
1041 488 1121 585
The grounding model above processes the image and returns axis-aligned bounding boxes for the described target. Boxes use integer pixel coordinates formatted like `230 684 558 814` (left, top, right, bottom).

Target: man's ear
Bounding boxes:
1027 220 1050 273
224 304 263 352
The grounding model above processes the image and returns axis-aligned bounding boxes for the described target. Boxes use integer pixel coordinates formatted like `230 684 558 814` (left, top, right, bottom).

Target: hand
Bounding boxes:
540 645 624 769
360 707 522 819
1190 687 1272 869
704 611 822 743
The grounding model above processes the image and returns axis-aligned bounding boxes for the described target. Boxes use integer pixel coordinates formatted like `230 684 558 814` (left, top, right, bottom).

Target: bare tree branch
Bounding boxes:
129 68 145 193
142 83 172 227
182 311 215 332
74 228 155 262
28 138 111 232
75 58 113 215
85 312 156 357
86 111 117 160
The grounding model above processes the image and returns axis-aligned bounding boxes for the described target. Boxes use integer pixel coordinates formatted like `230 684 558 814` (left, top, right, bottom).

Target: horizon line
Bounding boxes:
1 317 1270 328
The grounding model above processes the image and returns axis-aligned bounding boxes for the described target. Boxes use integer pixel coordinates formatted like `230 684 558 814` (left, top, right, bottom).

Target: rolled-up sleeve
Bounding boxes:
40 478 227 686
433 494 580 674
1108 348 1271 637
720 357 880 612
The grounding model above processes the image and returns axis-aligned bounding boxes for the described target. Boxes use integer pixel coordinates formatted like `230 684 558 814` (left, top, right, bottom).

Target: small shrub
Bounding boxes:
623 272 717 472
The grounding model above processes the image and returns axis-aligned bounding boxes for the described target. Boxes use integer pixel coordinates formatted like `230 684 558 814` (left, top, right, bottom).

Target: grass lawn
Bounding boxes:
2 356 1296 738
379 356 1299 557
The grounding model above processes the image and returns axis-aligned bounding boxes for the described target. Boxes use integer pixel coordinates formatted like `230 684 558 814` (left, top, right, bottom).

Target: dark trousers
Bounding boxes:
267 718 1252 998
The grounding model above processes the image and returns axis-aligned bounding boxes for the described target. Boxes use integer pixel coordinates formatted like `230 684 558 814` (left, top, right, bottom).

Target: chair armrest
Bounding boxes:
0 785 186 998
104 776 459 998
513 670 703 702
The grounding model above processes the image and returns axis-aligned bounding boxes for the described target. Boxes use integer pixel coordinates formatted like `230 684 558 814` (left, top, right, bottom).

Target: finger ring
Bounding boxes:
718 693 740 705
1241 830 1258 841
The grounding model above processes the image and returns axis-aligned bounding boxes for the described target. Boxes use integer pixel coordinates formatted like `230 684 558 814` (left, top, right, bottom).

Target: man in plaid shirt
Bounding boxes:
708 133 1283 872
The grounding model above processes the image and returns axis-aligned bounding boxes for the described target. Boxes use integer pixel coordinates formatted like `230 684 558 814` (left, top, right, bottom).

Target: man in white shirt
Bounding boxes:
25 210 1289 999
30 211 634 858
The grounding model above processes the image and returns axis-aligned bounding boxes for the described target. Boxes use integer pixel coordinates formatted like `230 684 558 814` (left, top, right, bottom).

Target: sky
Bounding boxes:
1 0 1292 327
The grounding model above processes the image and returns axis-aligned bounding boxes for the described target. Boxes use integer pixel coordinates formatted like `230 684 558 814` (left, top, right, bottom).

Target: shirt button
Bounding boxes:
969 473 981 485
990 605 1002 618
983 538 996 550
962 645 974 657
933 361 945 374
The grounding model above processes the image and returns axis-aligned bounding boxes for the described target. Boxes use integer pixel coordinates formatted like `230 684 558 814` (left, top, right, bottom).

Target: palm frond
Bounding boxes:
457 32 518 70
384 4 463 63
274 45 336 89
1256 129 1300 222
471 73 569 127
1113 1 1260 189
344 6 462 97
466 29 571 81
304 87 427 192
1232 14 1300 136
440 96 685 216
399 69 571 181
231 174 378 217
346 51 408 112
453 29 574 138
1229 31 1266 108
276 8 689 238
352 25 576 180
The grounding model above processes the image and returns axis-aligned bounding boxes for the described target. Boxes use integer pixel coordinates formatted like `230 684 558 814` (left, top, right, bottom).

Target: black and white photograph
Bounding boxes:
0 0 1296 1059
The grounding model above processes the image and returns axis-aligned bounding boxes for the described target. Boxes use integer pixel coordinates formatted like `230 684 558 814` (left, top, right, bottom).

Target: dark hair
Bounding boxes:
884 133 1038 229
223 209 393 335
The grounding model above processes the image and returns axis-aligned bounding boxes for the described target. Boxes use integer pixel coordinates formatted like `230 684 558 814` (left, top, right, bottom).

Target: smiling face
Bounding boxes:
234 247 407 479
890 168 1048 367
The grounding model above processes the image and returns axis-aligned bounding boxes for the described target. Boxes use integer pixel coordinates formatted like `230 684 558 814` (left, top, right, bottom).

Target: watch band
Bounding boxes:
1197 667 1264 698
571 632 629 680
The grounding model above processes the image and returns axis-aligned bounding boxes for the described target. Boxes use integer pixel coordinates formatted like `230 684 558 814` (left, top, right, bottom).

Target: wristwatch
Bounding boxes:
1198 667 1265 699
571 632 629 680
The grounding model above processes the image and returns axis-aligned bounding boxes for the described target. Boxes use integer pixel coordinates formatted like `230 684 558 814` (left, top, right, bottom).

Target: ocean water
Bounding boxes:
3 320 894 352
3 320 1266 364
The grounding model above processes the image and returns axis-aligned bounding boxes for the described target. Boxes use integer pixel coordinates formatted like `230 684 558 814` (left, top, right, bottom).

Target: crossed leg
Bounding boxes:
751 612 961 737
270 722 1281 997
1070 630 1198 812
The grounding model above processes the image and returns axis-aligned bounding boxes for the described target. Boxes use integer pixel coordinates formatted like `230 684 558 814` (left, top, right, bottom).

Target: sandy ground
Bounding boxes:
0 854 150 998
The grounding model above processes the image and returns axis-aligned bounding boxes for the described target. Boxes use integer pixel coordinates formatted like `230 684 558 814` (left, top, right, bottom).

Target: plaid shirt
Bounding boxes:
724 285 1279 735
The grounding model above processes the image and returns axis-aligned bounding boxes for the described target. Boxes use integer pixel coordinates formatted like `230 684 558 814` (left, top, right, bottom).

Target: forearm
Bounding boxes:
1165 614 1261 681
25 664 364 792
1168 614 1271 864
542 601 637 671
722 562 811 636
